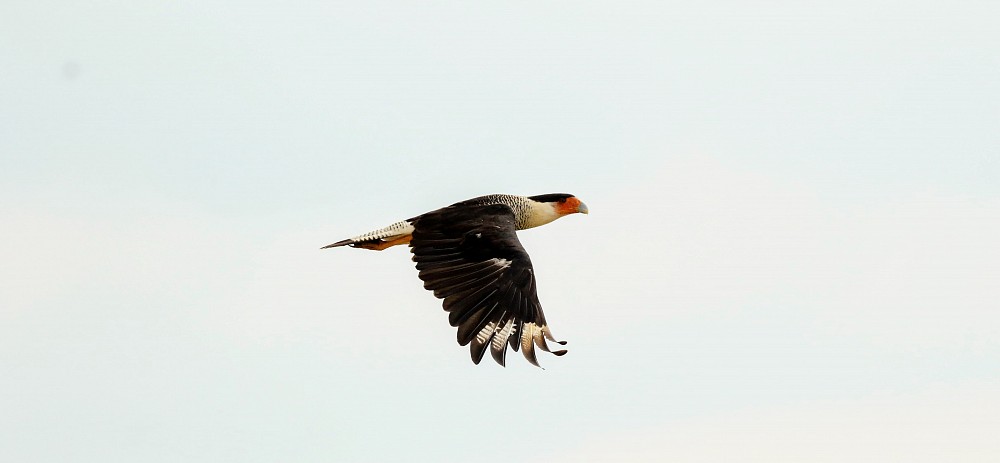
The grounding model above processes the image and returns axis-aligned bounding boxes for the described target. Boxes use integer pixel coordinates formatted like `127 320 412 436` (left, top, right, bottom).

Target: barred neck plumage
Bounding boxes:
449 194 559 230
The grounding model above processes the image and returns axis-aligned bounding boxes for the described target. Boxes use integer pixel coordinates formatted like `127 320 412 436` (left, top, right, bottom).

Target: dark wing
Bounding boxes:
409 203 567 367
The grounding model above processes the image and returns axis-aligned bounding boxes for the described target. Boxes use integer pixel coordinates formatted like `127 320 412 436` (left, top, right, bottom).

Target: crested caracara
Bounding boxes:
322 193 588 367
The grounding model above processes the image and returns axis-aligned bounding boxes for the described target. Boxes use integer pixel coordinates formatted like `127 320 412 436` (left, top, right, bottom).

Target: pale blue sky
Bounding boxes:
2 1 999 462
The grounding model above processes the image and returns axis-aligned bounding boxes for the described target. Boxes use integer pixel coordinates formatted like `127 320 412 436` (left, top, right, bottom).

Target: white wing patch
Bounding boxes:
489 257 512 268
519 322 566 365
492 318 514 351
476 321 498 345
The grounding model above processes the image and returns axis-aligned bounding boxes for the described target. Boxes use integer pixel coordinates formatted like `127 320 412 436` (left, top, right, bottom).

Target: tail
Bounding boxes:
320 239 354 249
321 220 415 251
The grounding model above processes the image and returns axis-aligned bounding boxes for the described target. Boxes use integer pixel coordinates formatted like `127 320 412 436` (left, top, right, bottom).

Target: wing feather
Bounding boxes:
409 203 567 367
447 287 498 327
490 316 514 366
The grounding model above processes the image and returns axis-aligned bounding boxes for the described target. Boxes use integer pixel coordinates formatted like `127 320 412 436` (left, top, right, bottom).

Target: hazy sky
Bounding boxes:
2 1 998 462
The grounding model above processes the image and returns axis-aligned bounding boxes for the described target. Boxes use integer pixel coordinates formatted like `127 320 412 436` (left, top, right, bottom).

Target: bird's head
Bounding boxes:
528 193 588 215
523 193 588 229
527 193 588 214
558 195 588 216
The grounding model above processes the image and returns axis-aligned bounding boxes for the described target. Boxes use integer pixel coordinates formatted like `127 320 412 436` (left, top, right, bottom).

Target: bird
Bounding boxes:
322 193 588 367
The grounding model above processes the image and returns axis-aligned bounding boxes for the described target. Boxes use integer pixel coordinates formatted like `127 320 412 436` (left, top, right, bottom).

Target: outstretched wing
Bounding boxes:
409 203 567 367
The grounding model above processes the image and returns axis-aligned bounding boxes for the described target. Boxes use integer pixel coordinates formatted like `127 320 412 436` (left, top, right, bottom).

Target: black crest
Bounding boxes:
527 193 574 203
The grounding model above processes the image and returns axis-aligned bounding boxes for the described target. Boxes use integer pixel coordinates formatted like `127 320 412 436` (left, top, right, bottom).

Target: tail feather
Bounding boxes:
320 239 354 249
321 220 415 251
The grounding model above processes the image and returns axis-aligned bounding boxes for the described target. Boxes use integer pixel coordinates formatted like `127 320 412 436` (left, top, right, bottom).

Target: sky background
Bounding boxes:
2 1 999 462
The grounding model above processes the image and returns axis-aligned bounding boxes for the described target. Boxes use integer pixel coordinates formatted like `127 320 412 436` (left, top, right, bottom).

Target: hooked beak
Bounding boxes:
577 201 589 214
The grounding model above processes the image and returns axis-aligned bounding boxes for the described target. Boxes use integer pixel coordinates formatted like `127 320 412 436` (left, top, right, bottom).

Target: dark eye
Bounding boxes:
558 198 567 203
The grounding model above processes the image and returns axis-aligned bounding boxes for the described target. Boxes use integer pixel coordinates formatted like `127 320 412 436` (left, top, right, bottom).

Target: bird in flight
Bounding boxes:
322 193 588 367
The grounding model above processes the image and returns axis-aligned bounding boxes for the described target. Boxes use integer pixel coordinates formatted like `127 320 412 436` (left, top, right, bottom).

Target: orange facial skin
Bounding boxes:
556 196 586 215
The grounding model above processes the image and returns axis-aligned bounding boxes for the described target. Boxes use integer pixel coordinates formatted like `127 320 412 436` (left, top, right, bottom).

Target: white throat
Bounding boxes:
521 200 561 230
